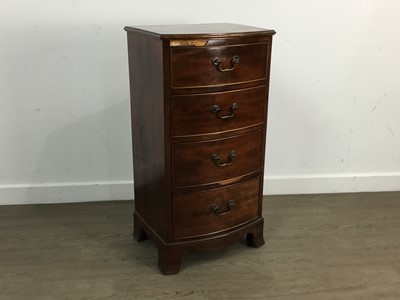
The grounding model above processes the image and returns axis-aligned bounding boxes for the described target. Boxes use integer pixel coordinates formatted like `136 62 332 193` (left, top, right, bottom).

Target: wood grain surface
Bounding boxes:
173 177 260 239
171 85 266 137
173 130 263 188
126 24 274 274
170 42 268 88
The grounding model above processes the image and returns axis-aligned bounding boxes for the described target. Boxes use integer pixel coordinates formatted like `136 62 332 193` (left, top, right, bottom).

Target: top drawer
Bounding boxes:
170 42 268 89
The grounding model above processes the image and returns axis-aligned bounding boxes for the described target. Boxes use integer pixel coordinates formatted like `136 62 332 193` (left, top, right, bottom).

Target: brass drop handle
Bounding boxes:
210 200 235 216
212 55 240 72
210 150 236 167
212 103 239 119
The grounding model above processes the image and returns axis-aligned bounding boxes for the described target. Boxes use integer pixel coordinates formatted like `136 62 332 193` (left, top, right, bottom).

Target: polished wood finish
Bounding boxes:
173 177 260 239
173 131 263 188
171 85 266 137
126 30 172 242
124 23 275 38
125 23 275 274
170 42 268 88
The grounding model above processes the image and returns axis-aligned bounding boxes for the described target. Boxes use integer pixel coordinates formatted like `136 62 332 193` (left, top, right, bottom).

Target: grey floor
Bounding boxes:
1 192 400 300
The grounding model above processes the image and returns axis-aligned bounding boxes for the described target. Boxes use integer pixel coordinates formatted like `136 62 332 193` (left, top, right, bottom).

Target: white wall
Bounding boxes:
1 0 399 204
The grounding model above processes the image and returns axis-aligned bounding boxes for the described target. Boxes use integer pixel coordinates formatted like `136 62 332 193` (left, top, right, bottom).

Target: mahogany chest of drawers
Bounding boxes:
124 23 275 274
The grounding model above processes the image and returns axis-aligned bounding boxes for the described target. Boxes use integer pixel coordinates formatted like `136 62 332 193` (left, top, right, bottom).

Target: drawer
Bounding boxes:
173 130 263 187
170 42 268 88
172 86 266 137
173 177 260 239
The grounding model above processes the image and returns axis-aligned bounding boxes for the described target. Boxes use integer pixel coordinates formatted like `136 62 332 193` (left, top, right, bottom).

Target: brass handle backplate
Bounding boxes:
210 150 236 167
212 55 240 72
210 200 235 216
212 103 239 119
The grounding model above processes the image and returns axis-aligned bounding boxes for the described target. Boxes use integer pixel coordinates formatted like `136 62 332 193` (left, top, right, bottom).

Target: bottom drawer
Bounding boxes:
173 177 261 239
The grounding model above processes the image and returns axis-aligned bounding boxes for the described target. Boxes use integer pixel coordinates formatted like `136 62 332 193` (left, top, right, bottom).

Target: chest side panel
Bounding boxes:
127 32 171 240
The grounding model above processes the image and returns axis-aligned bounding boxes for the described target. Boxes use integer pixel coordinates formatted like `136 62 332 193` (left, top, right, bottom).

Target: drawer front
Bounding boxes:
173 177 260 239
170 42 268 88
173 131 263 187
172 86 266 137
